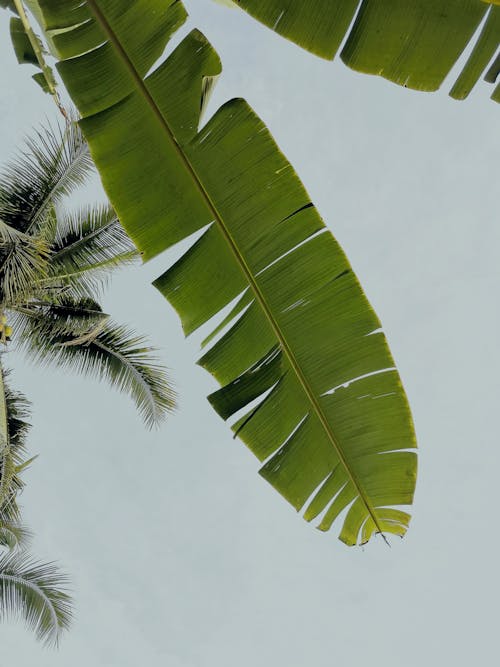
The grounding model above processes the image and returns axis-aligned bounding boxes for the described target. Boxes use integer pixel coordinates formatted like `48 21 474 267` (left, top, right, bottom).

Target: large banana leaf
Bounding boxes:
35 0 417 545
224 0 500 102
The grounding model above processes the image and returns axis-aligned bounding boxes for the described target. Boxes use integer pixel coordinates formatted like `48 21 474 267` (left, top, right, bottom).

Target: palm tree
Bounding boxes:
0 120 176 643
0 120 176 428
0 367 71 647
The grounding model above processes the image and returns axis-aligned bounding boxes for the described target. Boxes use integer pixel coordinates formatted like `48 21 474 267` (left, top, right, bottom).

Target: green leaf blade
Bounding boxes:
227 0 500 101
10 16 39 65
450 4 500 98
340 0 488 92
37 0 418 545
232 0 360 60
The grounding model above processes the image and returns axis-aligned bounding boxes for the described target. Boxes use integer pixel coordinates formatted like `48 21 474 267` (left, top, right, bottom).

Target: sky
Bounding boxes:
0 2 499 665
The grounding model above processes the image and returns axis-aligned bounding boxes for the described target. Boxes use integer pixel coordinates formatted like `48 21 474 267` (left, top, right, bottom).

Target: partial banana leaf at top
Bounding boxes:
35 0 417 545
225 0 500 102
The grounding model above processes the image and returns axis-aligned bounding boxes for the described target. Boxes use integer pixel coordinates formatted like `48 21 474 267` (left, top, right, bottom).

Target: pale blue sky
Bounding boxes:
1 2 499 665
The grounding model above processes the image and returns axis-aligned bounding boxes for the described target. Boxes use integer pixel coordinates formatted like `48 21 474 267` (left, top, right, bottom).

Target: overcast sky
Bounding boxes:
1 2 499 665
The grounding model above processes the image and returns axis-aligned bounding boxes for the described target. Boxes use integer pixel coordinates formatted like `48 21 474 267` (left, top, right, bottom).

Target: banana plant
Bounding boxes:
15 0 418 547
217 0 500 102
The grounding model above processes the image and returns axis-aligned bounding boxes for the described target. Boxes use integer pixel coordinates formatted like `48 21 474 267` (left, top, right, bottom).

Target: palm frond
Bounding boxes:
46 204 138 297
0 220 35 244
10 296 109 341
0 520 32 550
0 121 91 304
0 231 50 306
0 120 91 236
52 204 134 257
21 320 176 429
37 204 59 246
0 550 72 646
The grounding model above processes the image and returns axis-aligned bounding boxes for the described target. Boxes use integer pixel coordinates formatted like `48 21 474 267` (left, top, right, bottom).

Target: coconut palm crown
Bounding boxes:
0 121 176 428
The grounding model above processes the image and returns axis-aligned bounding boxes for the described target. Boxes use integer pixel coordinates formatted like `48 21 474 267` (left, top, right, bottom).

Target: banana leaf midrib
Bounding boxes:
86 0 384 532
